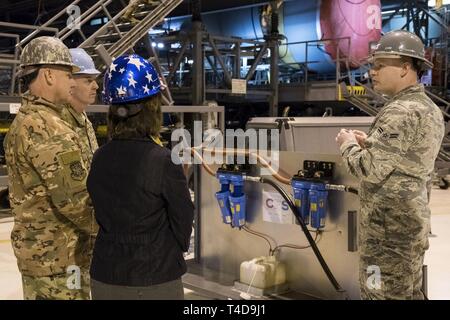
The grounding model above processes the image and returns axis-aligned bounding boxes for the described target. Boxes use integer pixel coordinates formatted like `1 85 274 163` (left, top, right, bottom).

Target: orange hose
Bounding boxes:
189 148 291 185
190 148 216 177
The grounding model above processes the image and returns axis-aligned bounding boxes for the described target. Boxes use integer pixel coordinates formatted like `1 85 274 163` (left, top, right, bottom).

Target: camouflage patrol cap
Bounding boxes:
19 36 80 76
369 30 433 70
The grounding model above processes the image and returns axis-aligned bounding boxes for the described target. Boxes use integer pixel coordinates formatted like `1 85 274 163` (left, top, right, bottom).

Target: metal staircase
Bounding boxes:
78 0 181 65
5 0 182 104
78 0 182 105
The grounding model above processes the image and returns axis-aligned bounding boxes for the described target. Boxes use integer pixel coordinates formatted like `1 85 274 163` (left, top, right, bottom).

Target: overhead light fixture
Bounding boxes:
381 8 407 15
148 29 165 35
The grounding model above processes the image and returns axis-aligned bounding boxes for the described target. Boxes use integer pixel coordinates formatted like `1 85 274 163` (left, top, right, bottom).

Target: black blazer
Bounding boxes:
87 138 194 286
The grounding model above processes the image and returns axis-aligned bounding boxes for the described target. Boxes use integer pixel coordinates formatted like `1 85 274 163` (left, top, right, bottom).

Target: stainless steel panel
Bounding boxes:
289 117 373 154
199 151 361 299
247 117 374 153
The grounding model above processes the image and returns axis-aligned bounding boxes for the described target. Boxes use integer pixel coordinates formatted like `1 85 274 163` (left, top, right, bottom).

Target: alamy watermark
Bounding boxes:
366 265 381 290
366 5 382 30
66 265 81 290
66 5 81 30
171 121 280 175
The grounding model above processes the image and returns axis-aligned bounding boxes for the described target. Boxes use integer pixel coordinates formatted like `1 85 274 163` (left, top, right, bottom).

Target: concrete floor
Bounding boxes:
1 186 449 300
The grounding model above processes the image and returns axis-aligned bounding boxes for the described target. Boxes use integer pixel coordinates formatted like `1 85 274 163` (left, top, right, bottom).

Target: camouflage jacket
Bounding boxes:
61 104 99 167
4 94 97 277
340 84 445 242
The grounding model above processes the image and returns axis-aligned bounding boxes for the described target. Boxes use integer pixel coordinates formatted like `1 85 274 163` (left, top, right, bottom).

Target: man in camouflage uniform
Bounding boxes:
61 48 101 288
336 30 445 300
64 48 100 157
4 36 97 300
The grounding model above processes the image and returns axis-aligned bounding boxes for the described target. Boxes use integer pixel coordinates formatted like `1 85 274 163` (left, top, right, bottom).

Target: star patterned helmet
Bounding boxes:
102 54 161 104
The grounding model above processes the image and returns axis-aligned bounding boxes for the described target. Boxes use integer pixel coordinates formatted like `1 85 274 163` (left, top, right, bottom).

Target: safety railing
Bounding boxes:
0 0 182 105
277 36 352 100
0 22 59 95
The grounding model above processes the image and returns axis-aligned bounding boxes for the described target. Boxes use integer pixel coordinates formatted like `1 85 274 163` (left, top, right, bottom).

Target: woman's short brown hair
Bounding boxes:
107 93 162 139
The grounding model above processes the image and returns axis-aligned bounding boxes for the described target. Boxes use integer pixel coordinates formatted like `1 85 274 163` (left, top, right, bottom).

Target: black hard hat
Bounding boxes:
369 30 433 70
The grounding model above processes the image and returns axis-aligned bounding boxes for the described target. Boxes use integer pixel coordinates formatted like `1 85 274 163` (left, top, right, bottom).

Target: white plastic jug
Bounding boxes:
239 256 286 289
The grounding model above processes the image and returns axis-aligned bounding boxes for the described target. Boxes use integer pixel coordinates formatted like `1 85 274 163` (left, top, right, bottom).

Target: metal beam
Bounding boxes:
166 40 189 84
208 36 232 87
234 41 241 79
245 43 268 81
144 35 174 106
269 37 279 116
58 0 113 41
0 21 58 34
209 35 265 45
17 0 80 47
192 20 204 105
205 55 222 83
0 58 20 64
206 88 272 96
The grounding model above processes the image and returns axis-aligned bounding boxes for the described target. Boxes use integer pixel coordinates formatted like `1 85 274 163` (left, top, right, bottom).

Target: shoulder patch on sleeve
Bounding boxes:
379 132 401 141
59 150 81 165
69 161 86 181
58 150 86 182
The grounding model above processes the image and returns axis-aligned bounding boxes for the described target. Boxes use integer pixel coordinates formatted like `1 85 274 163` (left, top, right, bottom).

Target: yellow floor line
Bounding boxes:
0 239 11 244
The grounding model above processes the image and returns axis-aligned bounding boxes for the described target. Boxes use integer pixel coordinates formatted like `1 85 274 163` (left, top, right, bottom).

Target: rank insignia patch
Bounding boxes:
380 132 400 141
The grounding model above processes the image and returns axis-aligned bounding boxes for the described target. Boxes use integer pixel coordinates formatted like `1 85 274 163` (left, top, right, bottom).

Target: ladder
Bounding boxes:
15 0 182 105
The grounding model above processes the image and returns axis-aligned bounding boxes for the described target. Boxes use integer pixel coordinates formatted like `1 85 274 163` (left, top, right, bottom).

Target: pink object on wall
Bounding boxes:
320 0 382 68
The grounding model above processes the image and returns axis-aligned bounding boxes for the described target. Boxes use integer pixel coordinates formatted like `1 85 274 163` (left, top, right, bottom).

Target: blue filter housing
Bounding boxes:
229 193 246 228
215 189 232 224
291 179 311 225
215 171 247 228
229 175 246 228
215 172 233 225
309 182 328 229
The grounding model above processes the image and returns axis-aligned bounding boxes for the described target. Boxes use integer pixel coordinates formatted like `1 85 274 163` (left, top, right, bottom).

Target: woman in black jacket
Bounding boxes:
87 54 194 300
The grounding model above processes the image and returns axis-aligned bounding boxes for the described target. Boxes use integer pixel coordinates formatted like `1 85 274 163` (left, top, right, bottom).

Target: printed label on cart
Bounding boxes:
9 103 21 114
262 191 294 224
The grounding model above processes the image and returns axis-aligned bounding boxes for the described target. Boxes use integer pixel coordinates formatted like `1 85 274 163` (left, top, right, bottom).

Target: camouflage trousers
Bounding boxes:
21 269 91 300
359 237 427 300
